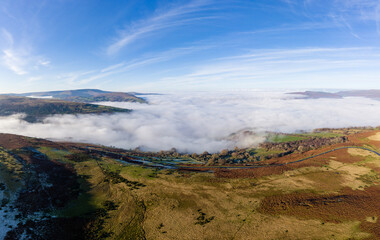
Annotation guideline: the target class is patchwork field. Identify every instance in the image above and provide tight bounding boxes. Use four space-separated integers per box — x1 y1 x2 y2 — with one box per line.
0 129 379 239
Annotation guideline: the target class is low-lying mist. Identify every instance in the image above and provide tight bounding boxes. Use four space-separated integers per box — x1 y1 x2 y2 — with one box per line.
0 91 379 153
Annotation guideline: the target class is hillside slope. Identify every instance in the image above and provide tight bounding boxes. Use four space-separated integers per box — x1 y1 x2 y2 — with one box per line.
0 129 379 239
289 89 380 99
7 89 146 103
0 96 130 122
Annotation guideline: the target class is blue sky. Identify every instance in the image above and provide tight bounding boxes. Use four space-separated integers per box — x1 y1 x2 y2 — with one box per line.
1 0 380 93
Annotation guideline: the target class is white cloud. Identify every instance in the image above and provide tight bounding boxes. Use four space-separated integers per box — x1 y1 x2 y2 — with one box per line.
142 47 380 90
1 28 13 45
2 49 28 75
106 0 214 55
0 29 50 75
65 45 209 86
101 62 125 73
376 2 380 35
0 91 380 153
280 0 380 38
59 70 97 85
27 76 43 82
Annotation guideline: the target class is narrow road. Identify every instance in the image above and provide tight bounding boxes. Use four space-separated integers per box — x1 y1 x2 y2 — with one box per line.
92 145 380 171
178 146 380 170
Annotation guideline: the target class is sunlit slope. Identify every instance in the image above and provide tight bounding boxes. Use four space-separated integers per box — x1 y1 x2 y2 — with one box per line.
0 129 379 239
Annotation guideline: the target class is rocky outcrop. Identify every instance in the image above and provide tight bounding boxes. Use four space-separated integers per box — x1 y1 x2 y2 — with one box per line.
259 136 347 153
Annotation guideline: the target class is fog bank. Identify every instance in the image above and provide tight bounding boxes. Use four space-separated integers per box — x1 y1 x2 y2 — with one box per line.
0 91 379 153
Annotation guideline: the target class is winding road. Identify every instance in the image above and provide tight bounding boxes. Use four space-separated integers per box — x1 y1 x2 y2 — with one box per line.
82 145 380 171
177 146 380 170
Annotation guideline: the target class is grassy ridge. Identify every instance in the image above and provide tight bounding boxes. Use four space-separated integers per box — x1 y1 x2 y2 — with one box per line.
0 96 131 122
1 130 380 239
12 89 147 103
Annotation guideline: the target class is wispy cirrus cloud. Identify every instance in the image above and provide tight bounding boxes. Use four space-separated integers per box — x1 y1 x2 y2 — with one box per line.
2 49 28 75
0 28 50 75
282 0 380 38
137 47 380 90
65 44 210 86
58 70 97 85
375 2 380 35
329 0 380 36
106 0 215 55
241 22 333 36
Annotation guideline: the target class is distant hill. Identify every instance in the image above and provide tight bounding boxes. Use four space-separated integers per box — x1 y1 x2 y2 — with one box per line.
289 91 342 99
8 89 147 103
0 95 130 122
337 90 380 99
289 90 380 100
